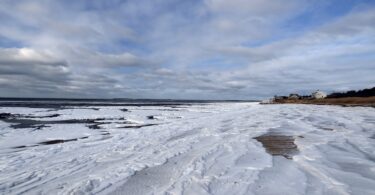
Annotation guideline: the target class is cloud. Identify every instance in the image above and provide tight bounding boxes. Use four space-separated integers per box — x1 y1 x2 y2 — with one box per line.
0 48 66 66
0 0 374 99
319 6 375 36
61 48 147 68
0 48 69 79
204 0 303 17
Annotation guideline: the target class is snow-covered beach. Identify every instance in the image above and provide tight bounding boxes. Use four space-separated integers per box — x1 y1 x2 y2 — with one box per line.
0 102 374 195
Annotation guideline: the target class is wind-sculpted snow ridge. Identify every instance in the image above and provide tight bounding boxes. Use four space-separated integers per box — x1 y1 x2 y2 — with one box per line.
0 103 374 195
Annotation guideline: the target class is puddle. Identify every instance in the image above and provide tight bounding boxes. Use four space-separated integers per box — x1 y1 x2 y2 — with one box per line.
254 133 299 159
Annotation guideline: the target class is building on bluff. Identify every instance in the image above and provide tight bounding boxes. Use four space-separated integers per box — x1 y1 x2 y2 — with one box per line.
311 90 327 99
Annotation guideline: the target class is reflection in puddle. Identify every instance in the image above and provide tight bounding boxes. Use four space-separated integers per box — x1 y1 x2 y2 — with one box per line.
255 133 299 159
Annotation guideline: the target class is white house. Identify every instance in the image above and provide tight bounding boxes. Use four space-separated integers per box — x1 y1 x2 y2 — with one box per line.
261 97 275 104
312 90 327 99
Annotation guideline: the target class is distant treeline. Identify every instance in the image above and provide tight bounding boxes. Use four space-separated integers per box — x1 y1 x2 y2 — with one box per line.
327 87 375 98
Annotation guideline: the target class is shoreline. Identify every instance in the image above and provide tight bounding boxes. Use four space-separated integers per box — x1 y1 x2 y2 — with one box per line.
265 96 375 107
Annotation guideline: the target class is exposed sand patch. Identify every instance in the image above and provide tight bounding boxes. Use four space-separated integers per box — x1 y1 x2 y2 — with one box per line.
255 134 299 159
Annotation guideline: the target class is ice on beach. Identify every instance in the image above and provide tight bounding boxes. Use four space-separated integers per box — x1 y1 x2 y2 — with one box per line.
0 103 374 195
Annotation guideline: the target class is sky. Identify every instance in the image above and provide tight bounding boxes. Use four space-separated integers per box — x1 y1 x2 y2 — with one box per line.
0 0 374 100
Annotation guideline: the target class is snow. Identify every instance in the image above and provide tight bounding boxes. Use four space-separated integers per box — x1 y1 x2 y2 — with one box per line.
0 103 374 195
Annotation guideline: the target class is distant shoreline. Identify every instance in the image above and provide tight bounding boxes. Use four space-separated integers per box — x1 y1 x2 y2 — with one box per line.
268 96 375 107
0 97 258 103
0 98 259 108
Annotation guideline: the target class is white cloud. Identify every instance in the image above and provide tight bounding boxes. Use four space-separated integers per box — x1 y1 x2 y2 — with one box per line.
0 48 66 66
